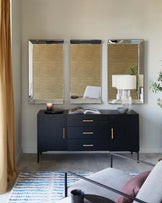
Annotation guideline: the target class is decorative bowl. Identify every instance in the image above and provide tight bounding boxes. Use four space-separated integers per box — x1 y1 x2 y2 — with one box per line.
117 107 128 114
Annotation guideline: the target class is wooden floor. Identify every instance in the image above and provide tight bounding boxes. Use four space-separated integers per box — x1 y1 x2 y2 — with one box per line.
1 152 162 203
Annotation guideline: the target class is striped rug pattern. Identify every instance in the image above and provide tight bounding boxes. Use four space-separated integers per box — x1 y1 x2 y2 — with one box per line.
8 171 92 203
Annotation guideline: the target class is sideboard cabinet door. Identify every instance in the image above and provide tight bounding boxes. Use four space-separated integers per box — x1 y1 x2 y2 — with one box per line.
38 114 67 153
110 114 139 152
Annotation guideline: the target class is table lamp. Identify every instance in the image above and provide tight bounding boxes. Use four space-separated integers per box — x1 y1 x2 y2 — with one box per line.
112 74 136 110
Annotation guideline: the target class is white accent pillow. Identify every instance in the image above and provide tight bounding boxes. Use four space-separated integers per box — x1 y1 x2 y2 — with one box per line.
83 86 101 99
133 161 162 203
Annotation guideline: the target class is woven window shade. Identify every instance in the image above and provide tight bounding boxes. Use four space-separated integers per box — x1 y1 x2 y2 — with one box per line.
33 44 63 100
70 44 101 97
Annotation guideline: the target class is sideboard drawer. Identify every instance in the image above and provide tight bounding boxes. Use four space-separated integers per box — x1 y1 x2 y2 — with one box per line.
67 126 110 139
67 115 112 127
67 140 109 151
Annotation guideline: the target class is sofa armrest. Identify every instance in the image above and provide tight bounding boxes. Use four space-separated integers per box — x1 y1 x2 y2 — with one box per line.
66 171 146 203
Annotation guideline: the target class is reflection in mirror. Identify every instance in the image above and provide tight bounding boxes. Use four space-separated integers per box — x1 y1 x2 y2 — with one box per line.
29 40 64 104
70 40 102 104
108 39 144 104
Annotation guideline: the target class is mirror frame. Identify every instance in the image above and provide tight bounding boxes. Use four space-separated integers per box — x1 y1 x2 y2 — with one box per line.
108 39 144 104
28 40 64 104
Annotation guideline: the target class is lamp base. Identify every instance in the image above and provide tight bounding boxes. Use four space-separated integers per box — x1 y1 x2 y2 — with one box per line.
121 89 132 106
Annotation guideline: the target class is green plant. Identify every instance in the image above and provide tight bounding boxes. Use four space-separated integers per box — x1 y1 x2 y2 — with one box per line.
151 71 162 108
127 64 138 92
128 64 138 75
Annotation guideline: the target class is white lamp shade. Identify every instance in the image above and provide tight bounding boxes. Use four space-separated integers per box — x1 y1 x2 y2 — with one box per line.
115 75 136 89
112 75 117 87
112 75 123 87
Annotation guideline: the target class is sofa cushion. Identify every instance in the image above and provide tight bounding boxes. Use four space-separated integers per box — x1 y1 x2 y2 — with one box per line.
133 161 162 203
116 171 150 203
68 168 132 202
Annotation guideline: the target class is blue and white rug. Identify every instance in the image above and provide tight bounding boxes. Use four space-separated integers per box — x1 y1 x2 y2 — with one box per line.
8 171 139 203
8 171 92 203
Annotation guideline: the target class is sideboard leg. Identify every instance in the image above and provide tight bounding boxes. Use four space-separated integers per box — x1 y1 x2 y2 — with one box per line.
137 152 139 163
110 154 113 168
37 151 39 163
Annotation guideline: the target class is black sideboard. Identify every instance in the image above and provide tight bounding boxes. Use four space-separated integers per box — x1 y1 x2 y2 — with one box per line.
37 110 139 162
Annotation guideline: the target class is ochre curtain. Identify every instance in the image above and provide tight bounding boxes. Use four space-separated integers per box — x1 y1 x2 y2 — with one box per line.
0 0 17 194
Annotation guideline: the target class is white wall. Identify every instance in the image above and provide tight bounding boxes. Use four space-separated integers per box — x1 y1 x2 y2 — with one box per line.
12 0 22 161
21 0 162 153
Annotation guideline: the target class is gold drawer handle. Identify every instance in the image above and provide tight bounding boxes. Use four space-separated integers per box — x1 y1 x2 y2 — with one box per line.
82 144 94 147
82 120 94 122
63 128 65 139
83 132 94 135
111 128 114 140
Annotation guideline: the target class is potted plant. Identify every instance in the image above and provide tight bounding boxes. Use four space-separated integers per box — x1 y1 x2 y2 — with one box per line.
151 71 162 108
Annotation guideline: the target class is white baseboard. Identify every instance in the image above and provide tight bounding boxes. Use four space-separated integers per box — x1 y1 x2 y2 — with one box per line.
23 147 36 153
140 147 162 153
23 147 162 154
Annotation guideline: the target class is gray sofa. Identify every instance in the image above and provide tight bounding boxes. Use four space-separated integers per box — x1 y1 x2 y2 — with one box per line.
67 159 162 203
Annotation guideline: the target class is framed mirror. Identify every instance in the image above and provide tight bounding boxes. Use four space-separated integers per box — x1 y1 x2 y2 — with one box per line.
29 40 64 104
70 40 102 104
108 39 144 104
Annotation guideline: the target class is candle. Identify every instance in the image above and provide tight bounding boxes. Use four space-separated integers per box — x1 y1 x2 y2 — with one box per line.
46 103 53 111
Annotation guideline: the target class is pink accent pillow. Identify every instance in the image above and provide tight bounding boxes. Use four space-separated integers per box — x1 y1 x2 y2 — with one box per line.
116 171 150 203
